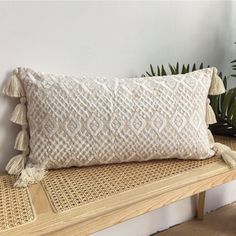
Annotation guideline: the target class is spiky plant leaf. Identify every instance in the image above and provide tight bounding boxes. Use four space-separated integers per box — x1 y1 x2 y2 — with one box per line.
169 64 176 74
161 65 167 76
157 66 161 76
181 64 186 74
186 64 190 72
150 64 155 76
175 62 179 74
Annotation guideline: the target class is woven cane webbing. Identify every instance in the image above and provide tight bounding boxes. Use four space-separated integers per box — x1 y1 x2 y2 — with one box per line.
0 175 35 232
41 135 236 212
214 135 236 149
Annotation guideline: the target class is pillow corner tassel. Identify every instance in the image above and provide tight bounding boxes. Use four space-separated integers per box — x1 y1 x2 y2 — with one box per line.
209 67 226 96
14 127 29 151
3 67 47 188
2 68 25 98
213 142 236 168
5 153 26 175
221 150 236 168
206 99 217 125
6 150 47 188
14 167 47 188
10 97 27 125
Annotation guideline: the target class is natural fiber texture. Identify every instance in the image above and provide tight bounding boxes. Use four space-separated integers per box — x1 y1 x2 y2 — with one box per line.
2 73 25 97
3 67 227 188
41 135 235 213
3 68 31 186
0 175 35 232
19 67 215 170
214 135 236 149
41 156 222 213
208 67 226 95
213 135 236 167
5 154 26 175
14 129 29 151
10 103 27 125
206 99 217 125
14 167 47 188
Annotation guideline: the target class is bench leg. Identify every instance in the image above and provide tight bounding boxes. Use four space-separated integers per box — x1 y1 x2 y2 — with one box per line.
197 191 206 220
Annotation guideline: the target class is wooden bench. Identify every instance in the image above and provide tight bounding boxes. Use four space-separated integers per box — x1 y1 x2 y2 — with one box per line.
2 135 236 236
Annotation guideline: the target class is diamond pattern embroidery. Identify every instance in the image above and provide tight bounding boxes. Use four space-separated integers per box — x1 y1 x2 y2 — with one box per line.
171 112 187 132
130 113 146 136
87 115 103 137
21 68 214 169
66 118 81 137
43 117 59 138
151 112 167 133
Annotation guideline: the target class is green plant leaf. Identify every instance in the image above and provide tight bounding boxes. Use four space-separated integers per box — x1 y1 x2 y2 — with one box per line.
221 90 234 119
176 62 179 74
230 103 236 126
223 76 227 89
181 64 186 74
227 97 236 119
161 65 167 76
192 64 196 71
157 66 161 76
150 64 155 76
146 71 152 77
186 64 190 73
169 64 176 74
209 95 219 115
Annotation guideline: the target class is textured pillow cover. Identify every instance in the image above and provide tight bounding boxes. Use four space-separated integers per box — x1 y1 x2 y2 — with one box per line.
3 67 236 188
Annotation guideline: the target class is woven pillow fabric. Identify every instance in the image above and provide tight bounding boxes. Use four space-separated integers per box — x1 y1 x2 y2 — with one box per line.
3 67 231 187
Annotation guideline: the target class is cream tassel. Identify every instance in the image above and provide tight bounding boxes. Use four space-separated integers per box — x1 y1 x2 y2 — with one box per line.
14 167 47 188
5 154 26 175
207 129 215 146
209 67 226 95
14 128 29 151
213 142 236 168
208 129 236 168
10 98 27 125
206 99 217 125
2 69 25 97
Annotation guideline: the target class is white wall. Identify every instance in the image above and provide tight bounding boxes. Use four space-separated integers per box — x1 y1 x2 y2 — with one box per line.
0 1 235 235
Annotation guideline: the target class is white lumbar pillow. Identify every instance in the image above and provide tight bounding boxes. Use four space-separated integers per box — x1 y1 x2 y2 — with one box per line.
3 67 234 187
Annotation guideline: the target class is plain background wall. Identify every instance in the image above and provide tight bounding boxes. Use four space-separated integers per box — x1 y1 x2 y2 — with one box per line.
0 1 235 235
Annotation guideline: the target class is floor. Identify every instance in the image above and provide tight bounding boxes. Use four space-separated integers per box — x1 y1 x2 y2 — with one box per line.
154 203 236 236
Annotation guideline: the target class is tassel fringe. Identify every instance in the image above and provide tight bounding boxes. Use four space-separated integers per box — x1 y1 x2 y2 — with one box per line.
2 71 25 97
3 68 40 188
5 154 26 175
206 99 217 125
10 103 27 125
207 129 215 148
14 129 29 151
213 142 236 168
208 129 236 168
209 68 226 95
14 167 46 188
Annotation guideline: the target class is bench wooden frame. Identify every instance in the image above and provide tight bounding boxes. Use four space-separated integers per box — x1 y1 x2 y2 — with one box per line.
2 160 236 236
